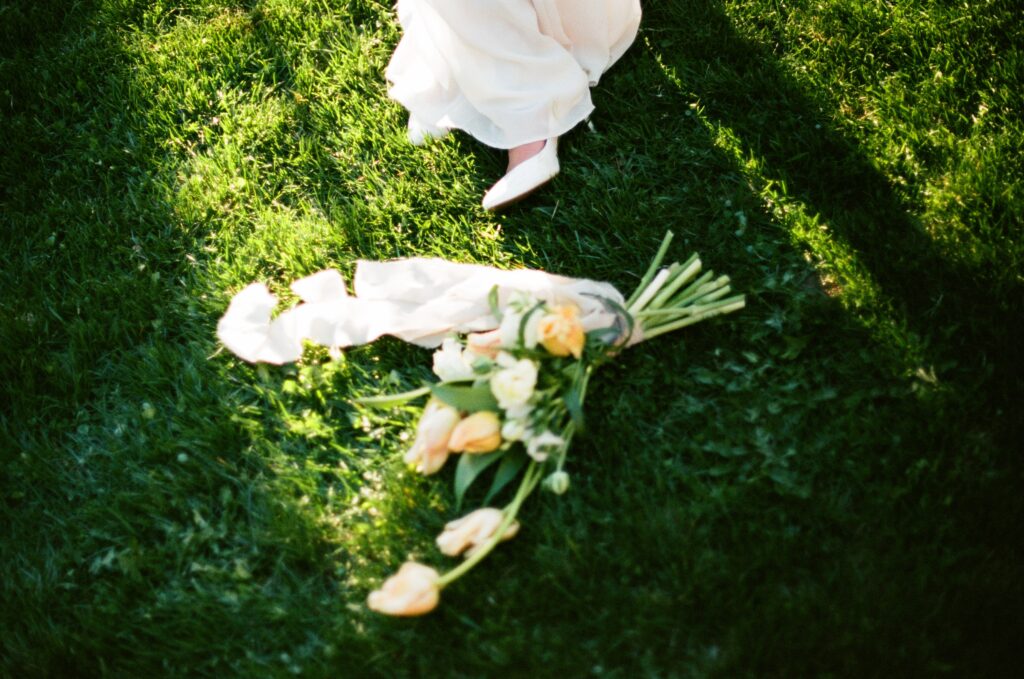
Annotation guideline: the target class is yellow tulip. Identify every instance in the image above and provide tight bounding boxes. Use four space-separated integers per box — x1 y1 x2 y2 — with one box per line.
538 304 585 358
367 562 440 616
448 411 502 453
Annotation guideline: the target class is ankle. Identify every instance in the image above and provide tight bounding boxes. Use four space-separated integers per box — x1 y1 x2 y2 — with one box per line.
507 140 547 171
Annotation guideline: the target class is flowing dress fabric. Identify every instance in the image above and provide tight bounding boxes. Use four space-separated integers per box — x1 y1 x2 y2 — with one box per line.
387 0 642 149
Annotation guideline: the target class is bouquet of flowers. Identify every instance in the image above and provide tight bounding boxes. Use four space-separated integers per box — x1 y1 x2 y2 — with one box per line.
217 232 744 615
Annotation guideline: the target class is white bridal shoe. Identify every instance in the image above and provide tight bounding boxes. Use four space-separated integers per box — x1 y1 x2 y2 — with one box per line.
407 115 449 146
482 138 559 211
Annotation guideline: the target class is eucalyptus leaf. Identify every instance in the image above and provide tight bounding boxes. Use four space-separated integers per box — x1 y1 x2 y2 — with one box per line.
431 383 500 412
455 451 504 509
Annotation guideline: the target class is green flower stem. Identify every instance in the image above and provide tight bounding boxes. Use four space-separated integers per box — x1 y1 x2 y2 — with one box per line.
436 463 543 589
625 231 674 308
635 303 725 318
666 271 716 306
627 267 672 315
555 360 589 471
678 284 733 308
353 385 431 408
636 295 742 325
554 421 576 474
641 297 747 339
648 254 701 309
681 275 731 302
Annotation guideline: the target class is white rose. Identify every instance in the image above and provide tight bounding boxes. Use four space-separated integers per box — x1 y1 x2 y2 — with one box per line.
489 352 538 410
431 337 475 382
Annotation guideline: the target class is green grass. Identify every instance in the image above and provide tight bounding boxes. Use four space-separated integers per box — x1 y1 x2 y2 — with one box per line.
1 0 1021 675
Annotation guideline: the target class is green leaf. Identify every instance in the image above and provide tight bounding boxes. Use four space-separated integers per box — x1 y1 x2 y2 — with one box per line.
483 450 528 504
431 383 500 412
352 386 431 408
563 361 587 430
454 451 504 509
518 301 546 347
564 383 585 431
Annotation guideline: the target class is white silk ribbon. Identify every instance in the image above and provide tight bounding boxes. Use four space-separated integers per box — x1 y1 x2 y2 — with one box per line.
217 258 630 364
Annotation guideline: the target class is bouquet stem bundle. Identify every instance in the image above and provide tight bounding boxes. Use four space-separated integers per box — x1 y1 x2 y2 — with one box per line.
626 231 747 342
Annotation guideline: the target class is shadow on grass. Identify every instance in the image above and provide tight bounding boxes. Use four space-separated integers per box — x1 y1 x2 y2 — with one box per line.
645 0 1022 413
623 0 1022 671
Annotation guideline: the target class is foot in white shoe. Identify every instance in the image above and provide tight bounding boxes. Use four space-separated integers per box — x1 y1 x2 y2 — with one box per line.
407 116 449 146
482 139 559 211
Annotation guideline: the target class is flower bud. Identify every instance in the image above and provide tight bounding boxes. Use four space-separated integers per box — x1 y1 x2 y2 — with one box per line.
436 508 520 558
448 411 502 453
543 471 570 495
367 562 440 616
538 304 585 358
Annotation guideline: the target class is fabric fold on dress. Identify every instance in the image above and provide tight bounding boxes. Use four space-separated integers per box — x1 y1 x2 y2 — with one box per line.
217 258 629 365
386 0 642 149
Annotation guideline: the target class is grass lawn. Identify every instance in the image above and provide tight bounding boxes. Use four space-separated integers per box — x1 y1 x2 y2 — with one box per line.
2 0 1021 675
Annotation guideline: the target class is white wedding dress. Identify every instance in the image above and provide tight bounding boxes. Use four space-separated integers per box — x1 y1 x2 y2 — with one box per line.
386 0 643 150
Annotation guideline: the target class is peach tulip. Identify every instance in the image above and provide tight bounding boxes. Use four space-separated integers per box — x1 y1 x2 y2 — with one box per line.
367 562 440 616
404 399 461 475
448 411 502 453
436 508 520 558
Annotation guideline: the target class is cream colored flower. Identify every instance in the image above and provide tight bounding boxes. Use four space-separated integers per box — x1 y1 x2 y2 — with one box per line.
499 403 533 442
490 352 538 410
432 337 475 382
538 304 586 358
448 411 502 453
526 430 565 462
436 508 520 558
367 562 440 616
501 418 529 442
498 309 541 349
404 399 461 475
